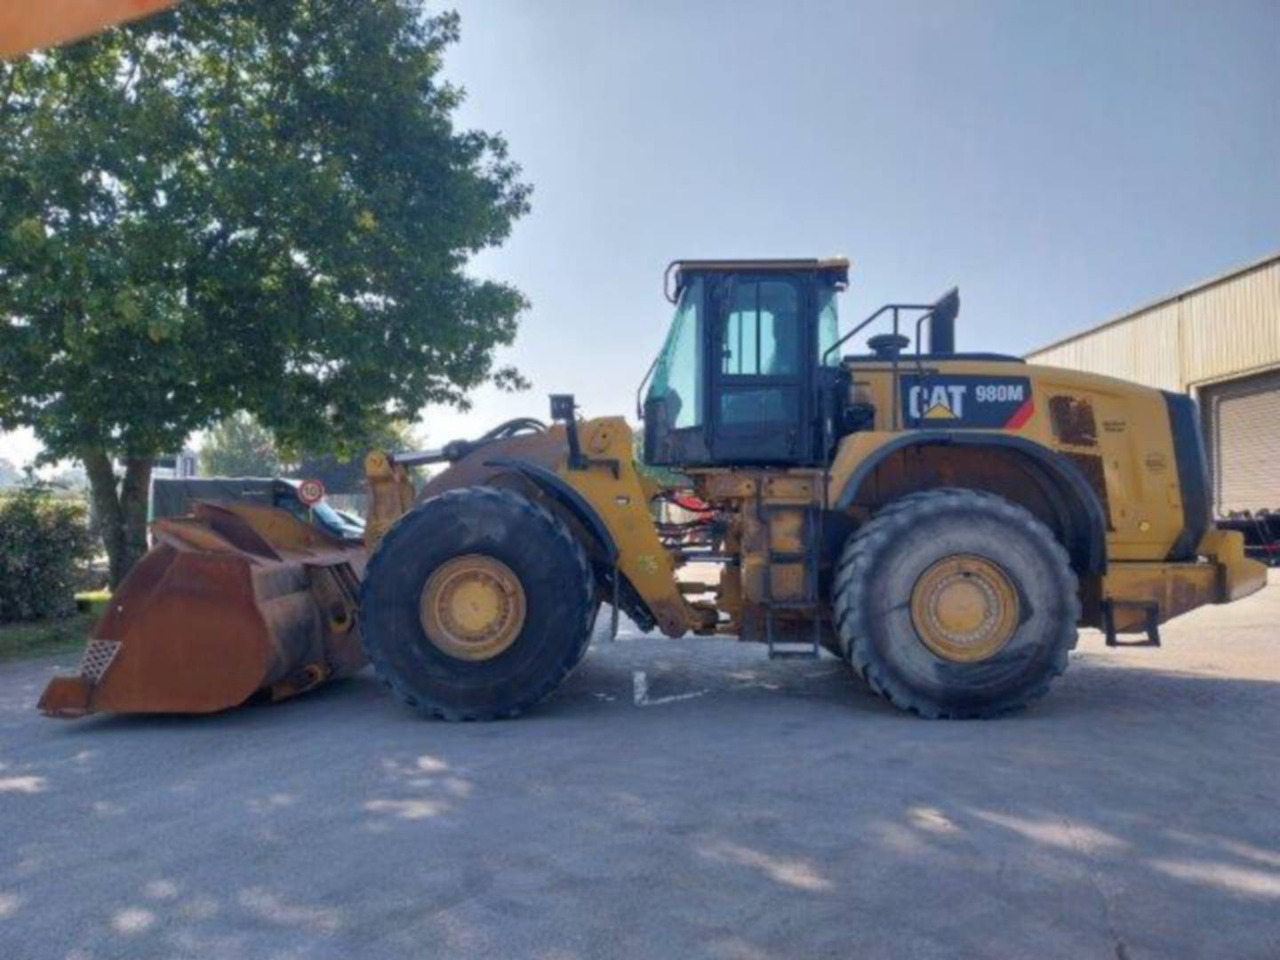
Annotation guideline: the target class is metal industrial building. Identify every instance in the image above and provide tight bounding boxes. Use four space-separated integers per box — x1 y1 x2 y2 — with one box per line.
1027 252 1280 516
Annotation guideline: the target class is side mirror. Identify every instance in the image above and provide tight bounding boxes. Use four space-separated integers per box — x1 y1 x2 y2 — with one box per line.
549 394 576 422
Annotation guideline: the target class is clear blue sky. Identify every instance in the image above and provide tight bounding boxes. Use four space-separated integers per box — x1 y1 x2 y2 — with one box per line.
3 0 1277 464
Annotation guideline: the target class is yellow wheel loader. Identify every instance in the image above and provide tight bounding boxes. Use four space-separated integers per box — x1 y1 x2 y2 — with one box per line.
40 258 1266 720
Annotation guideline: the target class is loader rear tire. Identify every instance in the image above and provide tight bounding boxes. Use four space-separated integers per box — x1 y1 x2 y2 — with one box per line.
832 488 1079 719
358 486 596 720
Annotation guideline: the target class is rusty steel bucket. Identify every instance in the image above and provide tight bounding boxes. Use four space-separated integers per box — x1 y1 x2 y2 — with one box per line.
39 501 368 718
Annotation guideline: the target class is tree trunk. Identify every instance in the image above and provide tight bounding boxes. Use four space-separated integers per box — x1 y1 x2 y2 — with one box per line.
119 457 153 583
83 450 153 588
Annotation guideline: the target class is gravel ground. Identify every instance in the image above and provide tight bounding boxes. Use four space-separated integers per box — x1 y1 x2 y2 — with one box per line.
0 573 1277 959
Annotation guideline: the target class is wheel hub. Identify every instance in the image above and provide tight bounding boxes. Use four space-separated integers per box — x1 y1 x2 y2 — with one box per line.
419 554 526 661
910 554 1020 663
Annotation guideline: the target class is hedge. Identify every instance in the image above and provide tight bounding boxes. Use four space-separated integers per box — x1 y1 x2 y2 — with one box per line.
0 487 94 623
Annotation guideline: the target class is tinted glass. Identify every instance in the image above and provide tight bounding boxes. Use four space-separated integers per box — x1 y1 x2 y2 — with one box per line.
718 387 796 425
646 278 703 429
721 280 799 377
817 285 840 365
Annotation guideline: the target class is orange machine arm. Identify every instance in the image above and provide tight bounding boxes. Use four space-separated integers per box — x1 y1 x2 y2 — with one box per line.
1 0 176 58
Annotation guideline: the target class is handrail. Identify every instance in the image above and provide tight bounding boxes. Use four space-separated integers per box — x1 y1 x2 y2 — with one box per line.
908 307 944 429
821 301 935 367
820 299 941 434
663 261 682 304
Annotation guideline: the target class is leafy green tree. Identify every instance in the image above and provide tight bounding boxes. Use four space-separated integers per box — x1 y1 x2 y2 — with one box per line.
0 2 530 585
0 481 93 623
289 421 420 494
200 410 414 492
200 412 281 478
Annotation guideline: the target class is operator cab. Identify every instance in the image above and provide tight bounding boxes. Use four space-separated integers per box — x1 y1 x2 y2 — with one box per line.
642 258 849 467
640 259 976 469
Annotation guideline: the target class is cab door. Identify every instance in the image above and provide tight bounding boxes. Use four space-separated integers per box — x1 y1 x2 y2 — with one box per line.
708 274 811 463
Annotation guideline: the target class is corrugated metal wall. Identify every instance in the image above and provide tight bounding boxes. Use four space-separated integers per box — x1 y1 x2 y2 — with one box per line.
1027 255 1280 391
1201 369 1280 513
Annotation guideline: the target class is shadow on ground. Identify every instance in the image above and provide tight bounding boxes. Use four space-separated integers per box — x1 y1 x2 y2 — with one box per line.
1 605 1278 959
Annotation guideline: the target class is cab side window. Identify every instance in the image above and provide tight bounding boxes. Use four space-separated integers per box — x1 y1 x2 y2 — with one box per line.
722 280 800 377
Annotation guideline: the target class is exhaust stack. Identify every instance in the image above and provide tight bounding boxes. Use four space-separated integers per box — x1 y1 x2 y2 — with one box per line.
929 287 960 355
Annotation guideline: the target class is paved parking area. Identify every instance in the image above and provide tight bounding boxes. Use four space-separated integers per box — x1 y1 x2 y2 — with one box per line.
1 574 1278 960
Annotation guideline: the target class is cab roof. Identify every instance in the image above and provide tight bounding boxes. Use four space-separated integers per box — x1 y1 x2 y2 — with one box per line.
666 257 850 301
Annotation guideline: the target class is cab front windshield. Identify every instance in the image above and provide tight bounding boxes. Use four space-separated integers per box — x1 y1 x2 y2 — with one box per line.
646 277 704 430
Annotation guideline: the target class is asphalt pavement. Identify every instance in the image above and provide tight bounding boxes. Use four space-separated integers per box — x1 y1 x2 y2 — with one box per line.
1 573 1278 960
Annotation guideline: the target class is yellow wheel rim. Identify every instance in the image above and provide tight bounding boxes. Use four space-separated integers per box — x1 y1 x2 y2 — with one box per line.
910 554 1020 663
419 554 527 662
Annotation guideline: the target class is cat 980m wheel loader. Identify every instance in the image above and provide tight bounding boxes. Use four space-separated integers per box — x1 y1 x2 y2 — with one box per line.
40 258 1267 721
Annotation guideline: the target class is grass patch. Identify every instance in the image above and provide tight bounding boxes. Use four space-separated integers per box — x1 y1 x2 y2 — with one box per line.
75 589 111 616
0 612 96 663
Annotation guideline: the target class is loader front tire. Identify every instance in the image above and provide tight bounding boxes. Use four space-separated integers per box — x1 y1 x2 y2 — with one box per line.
832 488 1079 719
359 486 596 720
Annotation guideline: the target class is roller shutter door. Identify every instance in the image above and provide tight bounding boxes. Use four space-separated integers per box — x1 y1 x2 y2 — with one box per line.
1200 369 1280 514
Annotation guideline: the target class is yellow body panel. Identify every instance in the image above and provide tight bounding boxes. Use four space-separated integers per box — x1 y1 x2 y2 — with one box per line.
1099 535 1263 632
560 418 709 637
835 359 1189 560
366 358 1264 641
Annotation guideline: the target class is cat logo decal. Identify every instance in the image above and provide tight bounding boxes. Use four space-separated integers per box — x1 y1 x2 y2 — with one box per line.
901 376 1035 430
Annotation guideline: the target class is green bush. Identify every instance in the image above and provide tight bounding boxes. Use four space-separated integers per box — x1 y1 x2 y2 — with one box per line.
0 487 93 623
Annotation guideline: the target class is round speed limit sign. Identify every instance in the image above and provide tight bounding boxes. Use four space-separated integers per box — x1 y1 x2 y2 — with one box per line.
297 478 326 506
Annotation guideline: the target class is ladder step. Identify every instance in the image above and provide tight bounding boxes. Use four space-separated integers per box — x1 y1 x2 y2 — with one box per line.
1102 599 1162 647
767 643 821 660
768 551 806 564
763 607 822 660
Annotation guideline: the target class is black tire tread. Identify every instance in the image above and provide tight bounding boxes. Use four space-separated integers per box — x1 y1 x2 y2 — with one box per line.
358 485 596 721
832 488 1080 718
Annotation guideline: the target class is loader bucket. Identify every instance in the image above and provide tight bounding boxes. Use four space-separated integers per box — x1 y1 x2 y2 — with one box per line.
38 501 368 718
